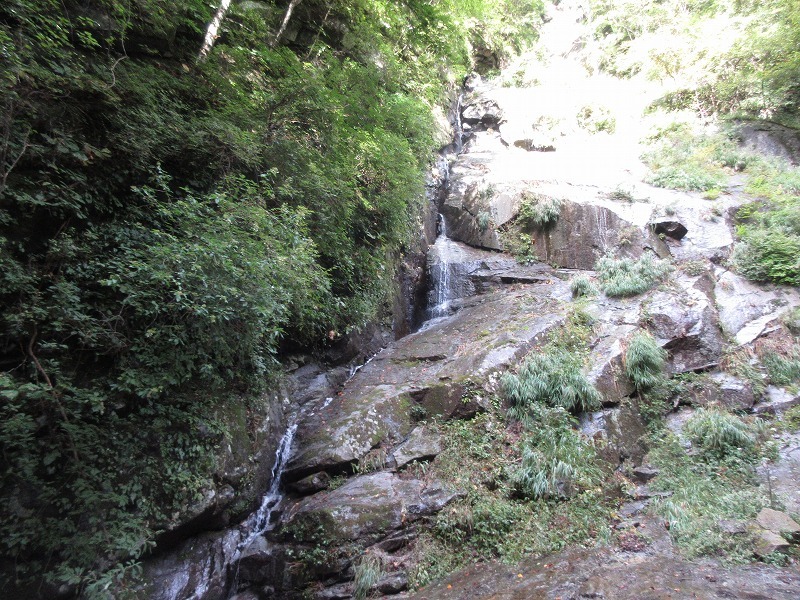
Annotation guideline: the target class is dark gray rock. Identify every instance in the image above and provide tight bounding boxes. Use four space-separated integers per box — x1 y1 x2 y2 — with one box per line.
632 465 659 483
287 472 331 496
650 218 688 241
281 472 460 546
646 288 724 373
378 572 409 594
392 426 443 469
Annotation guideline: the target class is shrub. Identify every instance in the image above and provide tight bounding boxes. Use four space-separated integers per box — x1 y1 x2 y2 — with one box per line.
518 193 563 229
596 253 673 297
576 104 617 134
624 330 668 392
570 275 599 298
731 230 800 286
502 349 601 418
684 408 756 460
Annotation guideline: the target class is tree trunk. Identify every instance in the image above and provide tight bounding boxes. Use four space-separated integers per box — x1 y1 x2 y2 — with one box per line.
197 0 233 62
271 0 303 47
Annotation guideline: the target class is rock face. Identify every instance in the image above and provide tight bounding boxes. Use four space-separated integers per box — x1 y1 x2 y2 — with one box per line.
409 541 800 600
282 472 459 545
284 282 568 480
646 287 724 373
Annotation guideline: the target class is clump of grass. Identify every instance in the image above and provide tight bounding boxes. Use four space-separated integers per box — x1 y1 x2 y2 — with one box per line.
477 211 492 231
596 253 673 297
605 185 638 202
624 330 667 392
681 259 708 276
502 349 601 418
684 408 756 460
353 553 383 600
784 307 800 336
512 405 603 500
762 351 800 388
570 275 598 299
518 192 563 229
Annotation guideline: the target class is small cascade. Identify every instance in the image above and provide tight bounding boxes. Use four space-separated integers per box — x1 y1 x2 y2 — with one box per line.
427 214 459 320
237 418 298 550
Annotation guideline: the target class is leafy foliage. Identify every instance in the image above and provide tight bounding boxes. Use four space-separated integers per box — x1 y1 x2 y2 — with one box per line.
596 253 673 297
0 0 547 593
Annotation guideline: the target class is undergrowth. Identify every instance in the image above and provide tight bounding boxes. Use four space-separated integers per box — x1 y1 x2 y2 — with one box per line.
648 421 771 562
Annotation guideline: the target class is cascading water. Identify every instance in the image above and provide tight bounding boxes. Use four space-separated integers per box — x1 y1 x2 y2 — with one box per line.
238 418 298 549
224 417 298 599
427 214 460 320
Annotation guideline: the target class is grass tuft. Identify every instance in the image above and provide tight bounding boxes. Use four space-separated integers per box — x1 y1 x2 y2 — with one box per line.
502 349 601 417
624 330 668 392
596 253 673 297
570 275 598 299
518 192 563 229
353 553 383 600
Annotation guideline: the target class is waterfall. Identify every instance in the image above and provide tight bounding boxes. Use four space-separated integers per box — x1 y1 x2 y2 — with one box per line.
427 214 458 320
238 419 298 550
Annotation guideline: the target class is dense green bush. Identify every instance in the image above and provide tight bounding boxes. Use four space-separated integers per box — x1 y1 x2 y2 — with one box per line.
596 253 673 297
0 0 548 593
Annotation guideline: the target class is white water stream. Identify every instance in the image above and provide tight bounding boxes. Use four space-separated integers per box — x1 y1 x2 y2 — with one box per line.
427 214 460 319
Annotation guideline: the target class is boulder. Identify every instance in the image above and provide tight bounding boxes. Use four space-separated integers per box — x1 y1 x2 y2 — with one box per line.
714 269 800 340
287 472 331 496
755 508 800 540
645 287 724 373
392 426 443 468
753 386 800 415
461 97 502 128
377 573 409 594
586 330 637 405
754 529 791 557
281 472 460 546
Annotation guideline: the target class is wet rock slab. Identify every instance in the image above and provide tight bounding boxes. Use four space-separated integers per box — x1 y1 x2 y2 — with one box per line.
281 472 460 545
409 545 800 600
285 278 569 480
